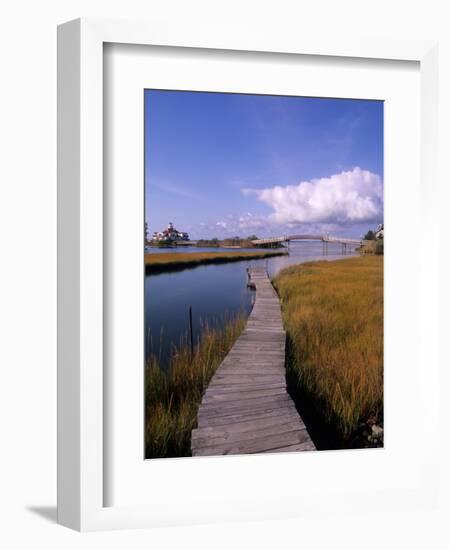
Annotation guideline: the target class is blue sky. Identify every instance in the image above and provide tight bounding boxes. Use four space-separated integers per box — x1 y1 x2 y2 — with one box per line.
145 90 383 240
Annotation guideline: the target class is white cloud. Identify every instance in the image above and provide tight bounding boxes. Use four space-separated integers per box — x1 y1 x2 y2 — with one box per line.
242 167 383 225
237 213 267 231
198 214 270 238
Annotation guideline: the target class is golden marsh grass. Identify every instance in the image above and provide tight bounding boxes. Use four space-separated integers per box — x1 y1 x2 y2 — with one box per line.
145 316 246 458
274 256 383 440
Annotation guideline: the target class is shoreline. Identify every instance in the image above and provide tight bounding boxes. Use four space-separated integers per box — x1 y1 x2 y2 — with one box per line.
145 250 288 273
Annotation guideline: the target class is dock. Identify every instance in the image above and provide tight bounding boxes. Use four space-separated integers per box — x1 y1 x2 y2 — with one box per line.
191 267 315 456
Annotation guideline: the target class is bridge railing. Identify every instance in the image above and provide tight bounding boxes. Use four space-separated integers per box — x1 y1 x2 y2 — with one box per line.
251 236 287 245
251 235 362 245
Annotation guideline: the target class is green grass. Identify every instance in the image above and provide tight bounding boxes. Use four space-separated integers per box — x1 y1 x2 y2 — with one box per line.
145 250 287 273
274 256 383 440
145 316 246 458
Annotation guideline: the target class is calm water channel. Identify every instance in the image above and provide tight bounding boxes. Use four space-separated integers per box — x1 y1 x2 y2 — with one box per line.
145 242 355 369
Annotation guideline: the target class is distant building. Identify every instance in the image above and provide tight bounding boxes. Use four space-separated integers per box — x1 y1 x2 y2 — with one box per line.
375 223 384 239
152 221 190 243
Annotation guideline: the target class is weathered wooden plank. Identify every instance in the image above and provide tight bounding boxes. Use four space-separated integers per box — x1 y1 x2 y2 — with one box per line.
238 336 285 343
215 369 284 378
236 342 284 346
218 363 284 372
204 382 286 394
197 396 293 418
220 352 285 361
212 365 281 373
227 349 285 356
222 355 285 363
192 421 306 449
203 388 286 402
198 393 291 413
210 370 284 379
197 406 302 429
208 375 286 386
229 344 285 351
220 359 285 366
193 429 312 456
205 377 286 395
264 440 316 453
197 402 298 424
193 414 305 439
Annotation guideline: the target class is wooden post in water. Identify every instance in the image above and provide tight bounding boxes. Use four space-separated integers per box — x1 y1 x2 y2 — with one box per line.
189 305 194 357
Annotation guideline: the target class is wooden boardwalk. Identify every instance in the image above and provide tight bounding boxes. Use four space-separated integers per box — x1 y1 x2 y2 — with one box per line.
191 267 315 456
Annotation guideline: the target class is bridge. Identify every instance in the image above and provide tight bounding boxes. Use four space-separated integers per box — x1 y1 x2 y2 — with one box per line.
251 234 362 254
191 267 315 456
251 234 362 245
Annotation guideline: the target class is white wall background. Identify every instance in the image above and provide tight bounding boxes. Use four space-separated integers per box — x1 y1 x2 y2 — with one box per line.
0 0 448 548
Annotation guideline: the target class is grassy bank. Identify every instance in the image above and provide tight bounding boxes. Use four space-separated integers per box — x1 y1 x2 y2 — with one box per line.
145 250 287 273
145 316 246 458
358 239 384 255
274 256 383 446
195 238 257 248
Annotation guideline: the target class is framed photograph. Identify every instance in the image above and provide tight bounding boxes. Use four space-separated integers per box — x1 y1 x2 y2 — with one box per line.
58 18 441 531
143 89 383 460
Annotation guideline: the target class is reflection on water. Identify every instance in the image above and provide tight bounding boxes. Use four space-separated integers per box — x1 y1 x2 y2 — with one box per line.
144 242 356 369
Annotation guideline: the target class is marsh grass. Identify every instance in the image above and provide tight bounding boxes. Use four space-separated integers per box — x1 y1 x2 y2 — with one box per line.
359 239 384 255
274 256 383 443
145 250 287 273
145 315 246 458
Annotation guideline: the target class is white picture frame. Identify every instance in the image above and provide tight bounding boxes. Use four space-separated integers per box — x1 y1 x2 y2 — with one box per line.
57 17 440 531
